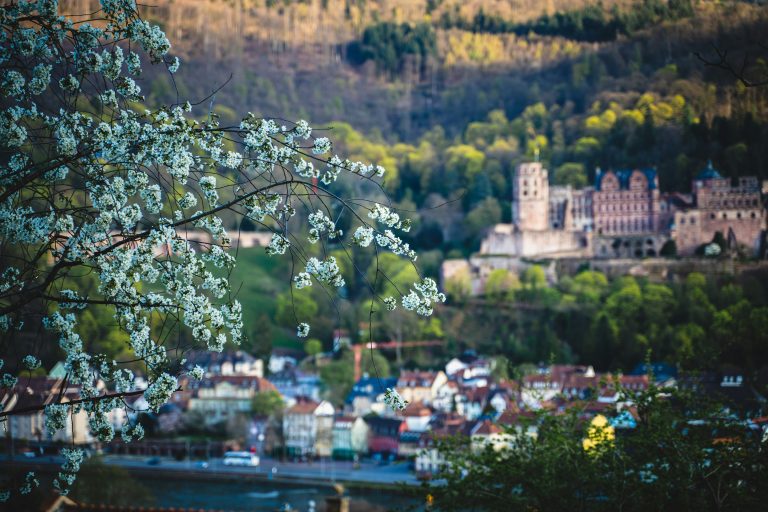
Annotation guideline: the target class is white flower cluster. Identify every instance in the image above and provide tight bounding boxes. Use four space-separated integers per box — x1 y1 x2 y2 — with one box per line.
297 322 310 338
88 407 115 442
266 233 290 255
188 365 205 380
383 387 408 412
121 422 145 443
22 355 40 370
352 226 374 247
312 137 332 154
1 374 17 388
307 210 342 243
383 296 397 311
144 373 178 411
19 472 39 495
401 278 446 316
199 175 218 205
244 193 280 222
54 448 85 496
368 204 411 232
304 256 345 288
375 230 417 261
294 272 312 290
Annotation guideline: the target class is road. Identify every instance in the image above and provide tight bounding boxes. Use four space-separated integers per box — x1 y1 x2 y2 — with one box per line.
1 454 420 488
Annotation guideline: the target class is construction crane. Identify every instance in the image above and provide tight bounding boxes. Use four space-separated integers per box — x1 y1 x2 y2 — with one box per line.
352 340 443 382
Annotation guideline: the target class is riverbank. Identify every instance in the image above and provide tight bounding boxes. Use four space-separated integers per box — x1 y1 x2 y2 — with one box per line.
0 454 420 492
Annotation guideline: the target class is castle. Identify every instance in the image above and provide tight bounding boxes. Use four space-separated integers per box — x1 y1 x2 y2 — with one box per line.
447 161 767 292
480 161 766 259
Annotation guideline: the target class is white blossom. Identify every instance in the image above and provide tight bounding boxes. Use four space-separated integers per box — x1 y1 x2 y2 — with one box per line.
384 387 408 411
22 355 41 370
297 322 310 338
144 373 178 411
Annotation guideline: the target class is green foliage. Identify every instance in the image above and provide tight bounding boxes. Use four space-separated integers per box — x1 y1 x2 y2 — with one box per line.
428 387 768 511
319 348 390 405
553 162 588 187
304 338 323 357
347 21 436 75
441 268 768 374
250 390 284 417
484 269 520 302
71 458 155 507
439 0 696 42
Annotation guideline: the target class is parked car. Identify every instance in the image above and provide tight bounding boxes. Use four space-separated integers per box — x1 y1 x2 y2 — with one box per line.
147 457 161 466
223 451 259 467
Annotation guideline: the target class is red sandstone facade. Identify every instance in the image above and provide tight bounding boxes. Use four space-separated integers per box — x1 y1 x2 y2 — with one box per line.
593 168 661 236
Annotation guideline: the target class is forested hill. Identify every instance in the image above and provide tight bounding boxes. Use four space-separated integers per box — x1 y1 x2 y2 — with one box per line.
60 1 768 254
61 1 767 139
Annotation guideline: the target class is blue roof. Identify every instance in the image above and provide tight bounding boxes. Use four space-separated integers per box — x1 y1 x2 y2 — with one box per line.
696 160 723 181
345 377 397 404
630 362 677 383
595 167 657 191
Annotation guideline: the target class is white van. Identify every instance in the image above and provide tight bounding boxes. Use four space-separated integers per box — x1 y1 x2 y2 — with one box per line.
223 451 260 467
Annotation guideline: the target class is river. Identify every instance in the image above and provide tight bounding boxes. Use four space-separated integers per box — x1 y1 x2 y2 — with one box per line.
135 476 420 511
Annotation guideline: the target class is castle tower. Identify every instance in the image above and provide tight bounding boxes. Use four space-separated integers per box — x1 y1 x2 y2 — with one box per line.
512 162 549 231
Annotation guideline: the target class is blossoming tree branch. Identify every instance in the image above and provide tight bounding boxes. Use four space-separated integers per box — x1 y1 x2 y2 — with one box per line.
0 0 442 499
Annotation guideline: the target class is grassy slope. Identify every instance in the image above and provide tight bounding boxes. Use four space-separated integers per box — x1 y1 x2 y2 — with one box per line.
225 247 302 351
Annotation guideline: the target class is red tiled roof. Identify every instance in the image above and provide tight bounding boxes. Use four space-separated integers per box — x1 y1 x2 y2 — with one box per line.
397 370 439 388
286 397 320 415
403 402 432 417
472 420 502 436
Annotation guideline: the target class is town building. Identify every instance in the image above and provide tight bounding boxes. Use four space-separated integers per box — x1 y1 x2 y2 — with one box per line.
183 350 264 378
331 416 369 459
365 416 405 457
186 375 278 425
345 376 397 417
0 377 90 445
395 370 447 407
282 397 334 457
402 402 433 432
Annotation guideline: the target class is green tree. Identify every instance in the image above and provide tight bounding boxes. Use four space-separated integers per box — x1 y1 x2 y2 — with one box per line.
305 338 323 357
464 197 502 243
251 390 284 417
484 269 520 302
553 162 588 187
428 387 768 511
319 348 390 405
249 314 274 359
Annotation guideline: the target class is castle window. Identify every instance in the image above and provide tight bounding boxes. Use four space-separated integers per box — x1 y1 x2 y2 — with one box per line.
737 212 742 219
751 212 757 218
523 191 528 196
690 218 695 225
710 213 716 219
680 218 685 225
722 213 727 219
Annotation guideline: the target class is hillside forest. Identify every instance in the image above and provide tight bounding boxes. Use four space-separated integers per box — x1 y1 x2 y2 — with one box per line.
40 0 768 403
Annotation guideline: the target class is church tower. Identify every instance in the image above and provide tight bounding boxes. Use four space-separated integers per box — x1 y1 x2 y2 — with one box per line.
512 162 549 231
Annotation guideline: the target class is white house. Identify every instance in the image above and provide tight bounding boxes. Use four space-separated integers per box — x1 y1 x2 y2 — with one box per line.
396 370 448 406
187 376 278 424
283 398 335 457
403 403 433 432
331 416 369 459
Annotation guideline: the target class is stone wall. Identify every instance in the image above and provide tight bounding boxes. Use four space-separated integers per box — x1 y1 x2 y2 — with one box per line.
674 209 765 256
